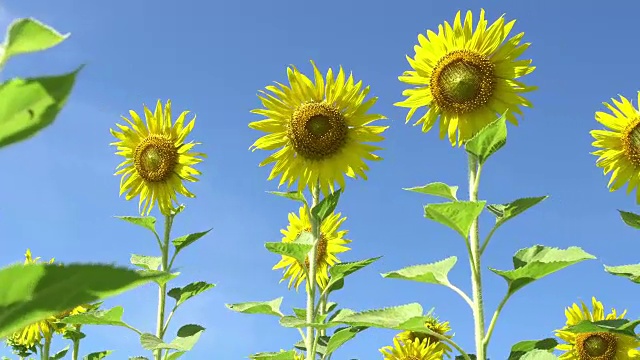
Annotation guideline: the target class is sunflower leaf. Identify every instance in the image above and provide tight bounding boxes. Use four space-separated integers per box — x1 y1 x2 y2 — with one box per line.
565 319 640 337
508 338 557 360
280 315 334 330
267 191 308 206
325 326 368 355
603 263 640 284
50 346 69 360
166 352 185 360
618 210 640 229
424 201 486 240
249 351 298 360
311 188 342 222
0 67 83 149
331 303 423 329
168 281 215 307
403 182 459 201
487 196 548 228
518 350 559 360
84 351 113 360
139 333 178 351
489 245 595 296
465 113 508 165
130 254 162 271
294 336 328 356
326 257 381 291
1 18 69 65
115 216 157 235
166 324 205 352
172 229 212 254
381 256 457 286
58 306 138 334
0 263 170 339
226 297 284 317
265 231 314 264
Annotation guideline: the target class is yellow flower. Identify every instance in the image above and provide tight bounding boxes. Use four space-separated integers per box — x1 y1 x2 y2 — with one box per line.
110 100 205 215
249 60 388 196
396 316 453 357
395 9 536 146
380 337 444 360
272 205 350 290
555 297 640 360
591 92 640 202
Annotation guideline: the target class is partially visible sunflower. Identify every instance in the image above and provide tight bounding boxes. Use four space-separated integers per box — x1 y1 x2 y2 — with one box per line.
249 60 388 196
591 92 640 203
380 337 444 360
395 9 536 146
555 297 640 359
110 100 205 215
396 316 453 357
272 205 351 290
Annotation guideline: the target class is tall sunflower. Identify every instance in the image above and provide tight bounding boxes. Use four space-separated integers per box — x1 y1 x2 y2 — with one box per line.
249 60 388 196
555 297 640 360
396 316 453 357
396 9 536 146
272 205 351 290
380 337 444 360
110 100 204 215
591 92 640 202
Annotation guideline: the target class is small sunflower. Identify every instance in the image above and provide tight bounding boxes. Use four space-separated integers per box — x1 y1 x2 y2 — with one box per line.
249 60 388 196
591 92 640 202
272 205 351 290
380 337 444 360
396 9 536 146
110 100 204 215
396 316 453 357
555 297 640 360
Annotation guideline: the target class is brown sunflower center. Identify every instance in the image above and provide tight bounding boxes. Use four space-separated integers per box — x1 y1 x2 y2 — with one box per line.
575 332 617 360
430 50 496 114
288 102 348 161
302 228 328 269
134 135 178 182
621 118 640 167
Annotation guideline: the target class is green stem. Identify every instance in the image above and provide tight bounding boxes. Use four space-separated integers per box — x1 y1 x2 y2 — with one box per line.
318 293 328 337
155 214 174 360
423 328 472 360
72 325 81 360
468 154 486 360
42 336 51 360
305 185 321 360
482 293 511 351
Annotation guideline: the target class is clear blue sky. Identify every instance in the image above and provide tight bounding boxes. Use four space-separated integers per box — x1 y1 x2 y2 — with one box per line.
1 1 639 359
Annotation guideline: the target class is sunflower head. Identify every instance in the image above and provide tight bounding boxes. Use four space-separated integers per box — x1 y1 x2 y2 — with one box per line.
396 9 536 146
110 100 205 215
249 60 388 196
396 316 453 357
591 92 640 203
272 205 351 290
380 337 445 360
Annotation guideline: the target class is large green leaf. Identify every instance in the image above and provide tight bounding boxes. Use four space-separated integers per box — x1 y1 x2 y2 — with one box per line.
325 257 381 291
487 196 548 228
311 188 342 222
508 338 557 360
489 245 595 295
1 18 68 64
332 303 423 329
0 263 170 338
465 113 507 165
168 281 215 307
172 229 212 254
265 231 314 264
403 182 459 201
565 319 640 337
167 324 205 352
226 297 284 317
0 67 83 149
618 210 640 230
381 257 457 286
604 263 640 284
325 326 368 355
424 201 486 239
58 306 139 334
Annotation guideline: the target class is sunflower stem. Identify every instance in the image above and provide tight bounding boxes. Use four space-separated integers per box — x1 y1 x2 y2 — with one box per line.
71 326 81 360
468 154 486 360
318 293 328 337
483 292 511 351
305 184 321 360
42 336 51 360
154 214 174 360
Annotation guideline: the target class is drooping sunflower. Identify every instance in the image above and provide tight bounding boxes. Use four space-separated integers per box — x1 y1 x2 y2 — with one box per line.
272 205 351 290
396 316 453 357
396 9 536 146
110 100 205 215
380 337 444 360
249 60 388 196
555 297 640 359
591 92 640 203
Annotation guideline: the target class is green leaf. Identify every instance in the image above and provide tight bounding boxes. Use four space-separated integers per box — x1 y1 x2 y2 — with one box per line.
166 352 185 360
565 319 640 337
487 196 548 228
267 191 307 205
168 281 215 307
325 326 368 355
424 201 486 239
403 182 459 201
508 338 557 360
84 351 113 360
265 231 314 264
332 303 423 329
0 67 83 149
381 256 457 286
226 297 284 317
129 357 150 360
326 257 381 290
167 324 205 351
294 336 328 356
604 263 640 284
50 346 69 360
465 113 507 165
618 210 640 229
136 270 179 286
279 315 333 330
311 188 342 222
130 254 162 271
1 18 69 63
139 333 176 351
519 350 559 360
172 229 212 254
249 351 298 360
489 245 595 295
58 306 138 334
115 216 157 234
0 263 171 338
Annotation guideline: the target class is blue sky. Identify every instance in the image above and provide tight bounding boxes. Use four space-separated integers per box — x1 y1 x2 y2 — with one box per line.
1 0 639 359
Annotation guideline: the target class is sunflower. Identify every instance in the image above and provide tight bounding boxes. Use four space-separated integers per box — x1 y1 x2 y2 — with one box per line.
110 100 205 215
249 60 388 196
272 205 351 290
395 9 536 146
380 337 444 360
555 297 640 359
591 92 640 202
396 316 453 357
